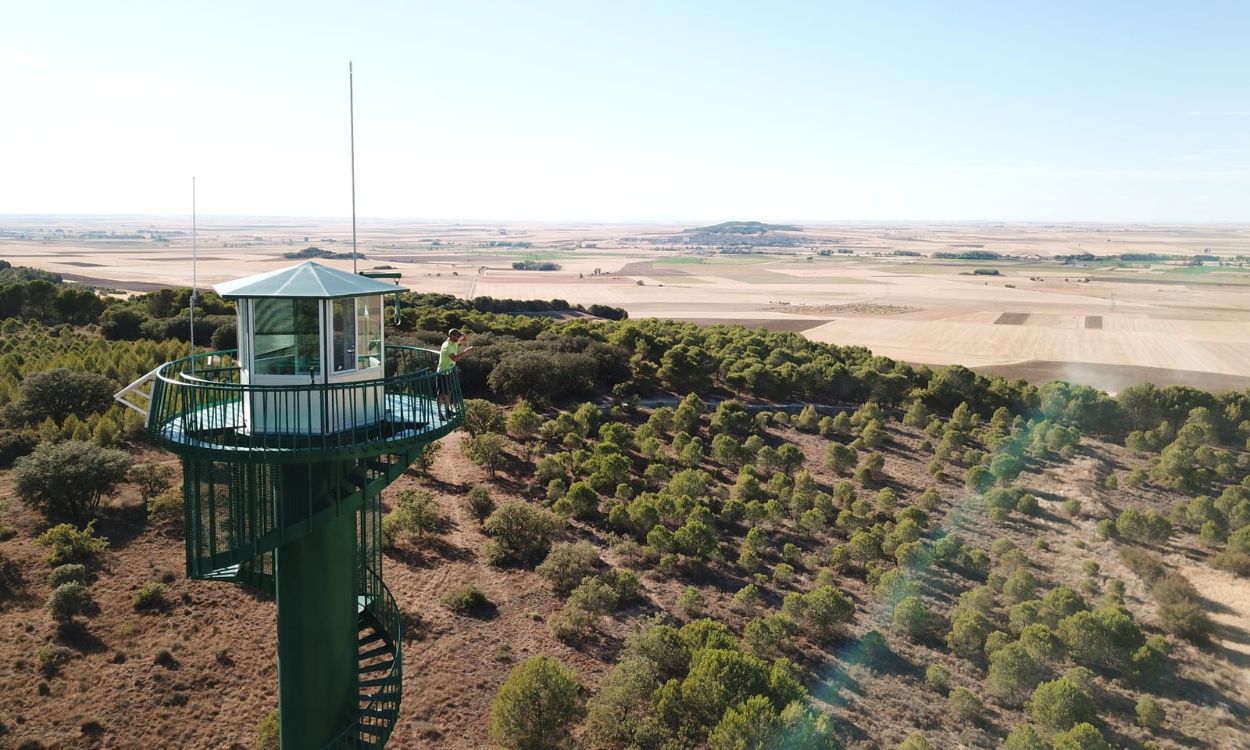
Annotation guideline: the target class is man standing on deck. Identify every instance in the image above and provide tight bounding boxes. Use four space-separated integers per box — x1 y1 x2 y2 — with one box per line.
437 329 473 420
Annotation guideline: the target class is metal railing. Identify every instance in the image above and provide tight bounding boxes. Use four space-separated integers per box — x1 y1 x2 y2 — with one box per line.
149 345 463 462
324 566 403 750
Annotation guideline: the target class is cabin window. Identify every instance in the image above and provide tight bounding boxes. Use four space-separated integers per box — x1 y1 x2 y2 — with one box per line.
332 299 357 372
252 298 321 376
355 295 383 369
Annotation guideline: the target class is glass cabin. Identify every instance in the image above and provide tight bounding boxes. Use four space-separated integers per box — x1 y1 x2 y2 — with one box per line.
215 262 400 435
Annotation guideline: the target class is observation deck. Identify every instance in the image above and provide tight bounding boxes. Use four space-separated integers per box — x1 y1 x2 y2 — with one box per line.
147 344 462 463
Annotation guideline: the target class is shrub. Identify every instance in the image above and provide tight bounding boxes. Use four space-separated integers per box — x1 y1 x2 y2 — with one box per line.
925 663 951 694
36 521 109 566
678 587 705 618
1136 695 1165 731
147 488 183 527
130 461 176 503
254 710 280 750
553 481 598 520
948 686 983 723
1029 677 1095 733
14 441 133 523
386 488 445 543
1002 723 1048 750
798 586 854 641
442 584 492 616
0 430 38 468
464 432 508 478
484 503 560 567
4 369 115 425
1051 723 1113 750
947 609 992 660
36 642 72 677
536 542 602 596
491 656 584 749
47 582 92 622
48 564 88 589
600 568 642 605
707 695 780 750
462 486 496 524
897 733 933 750
893 596 931 640
986 643 1044 706
132 582 166 611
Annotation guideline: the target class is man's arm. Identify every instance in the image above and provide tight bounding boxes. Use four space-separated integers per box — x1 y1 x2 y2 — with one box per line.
451 346 474 363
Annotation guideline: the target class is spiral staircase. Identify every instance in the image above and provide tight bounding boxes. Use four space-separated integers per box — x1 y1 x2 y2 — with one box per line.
120 345 461 749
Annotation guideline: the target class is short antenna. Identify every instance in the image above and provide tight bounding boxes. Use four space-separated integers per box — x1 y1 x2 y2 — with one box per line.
349 61 358 274
190 176 198 371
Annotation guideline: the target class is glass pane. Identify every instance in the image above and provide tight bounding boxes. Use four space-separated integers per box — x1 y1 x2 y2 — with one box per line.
333 299 357 372
356 295 382 369
253 298 321 376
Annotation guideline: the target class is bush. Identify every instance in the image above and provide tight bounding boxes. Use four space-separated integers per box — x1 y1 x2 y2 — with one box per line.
388 488 445 542
491 656 584 750
948 686 983 723
484 503 560 567
986 643 1044 706
442 584 492 616
0 430 38 467
47 581 92 622
147 488 183 527
1002 724 1048 750
678 587 705 618
925 663 951 694
3 369 115 425
129 461 176 503
132 582 166 611
1129 695 1165 732
1051 723 1113 750
462 485 496 524
893 596 931 640
14 441 133 523
254 710 279 750
536 541 602 596
464 432 508 478
707 695 780 750
48 563 88 589
1029 677 1095 733
897 733 933 750
35 521 109 566
35 642 72 677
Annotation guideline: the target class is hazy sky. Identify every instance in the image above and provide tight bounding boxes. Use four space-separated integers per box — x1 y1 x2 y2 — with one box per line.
2 1 1248 222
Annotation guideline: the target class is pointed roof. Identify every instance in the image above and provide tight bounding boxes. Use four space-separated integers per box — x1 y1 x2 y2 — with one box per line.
214 261 400 299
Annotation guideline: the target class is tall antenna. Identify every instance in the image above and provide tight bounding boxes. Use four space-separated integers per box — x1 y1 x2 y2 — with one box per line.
349 61 358 274
190 176 198 371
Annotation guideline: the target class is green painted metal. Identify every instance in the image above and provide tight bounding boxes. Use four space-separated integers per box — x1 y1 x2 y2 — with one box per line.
215 261 402 299
154 344 463 749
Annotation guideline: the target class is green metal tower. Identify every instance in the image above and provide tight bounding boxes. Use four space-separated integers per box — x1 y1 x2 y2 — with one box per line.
117 262 463 749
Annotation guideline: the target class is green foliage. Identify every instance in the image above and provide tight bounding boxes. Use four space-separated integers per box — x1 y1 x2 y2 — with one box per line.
892 596 931 640
1051 723 1113 750
463 398 507 436
442 584 492 616
464 432 508 478
947 609 992 661
678 587 705 618
1136 695 1165 731
491 656 584 750
385 488 445 544
896 733 933 750
132 582 166 611
462 485 496 525
47 581 92 622
1029 677 1095 733
48 564 87 589
986 643 1044 706
948 686 983 723
537 541 602 595
3 368 115 426
146 488 183 527
13 440 132 523
1002 724 1048 750
707 694 779 750
484 503 560 567
36 520 109 566
254 710 280 750
925 663 951 694
129 461 176 503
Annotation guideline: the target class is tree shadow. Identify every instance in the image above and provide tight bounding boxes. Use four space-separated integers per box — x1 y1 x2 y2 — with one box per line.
57 620 106 654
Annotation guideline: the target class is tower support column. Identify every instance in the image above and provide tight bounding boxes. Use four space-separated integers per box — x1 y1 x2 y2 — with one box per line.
275 463 358 750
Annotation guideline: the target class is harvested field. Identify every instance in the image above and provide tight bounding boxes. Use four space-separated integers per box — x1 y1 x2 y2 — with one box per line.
973 359 1250 393
762 303 919 316
666 317 832 332
1085 315 1103 329
994 312 1030 325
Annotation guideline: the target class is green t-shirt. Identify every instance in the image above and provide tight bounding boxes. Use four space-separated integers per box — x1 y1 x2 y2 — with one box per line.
438 339 461 372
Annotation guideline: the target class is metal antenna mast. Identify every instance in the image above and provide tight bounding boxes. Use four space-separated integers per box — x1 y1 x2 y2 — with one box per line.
350 61 358 274
190 176 198 371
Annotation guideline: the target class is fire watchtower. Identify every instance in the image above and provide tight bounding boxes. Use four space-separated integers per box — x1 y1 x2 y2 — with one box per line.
118 261 463 749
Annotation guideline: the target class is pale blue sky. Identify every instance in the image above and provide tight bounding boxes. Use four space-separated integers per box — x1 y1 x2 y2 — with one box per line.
2 1 1247 221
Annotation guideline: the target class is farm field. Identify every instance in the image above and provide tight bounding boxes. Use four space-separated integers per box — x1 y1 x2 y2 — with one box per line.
3 217 1250 393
